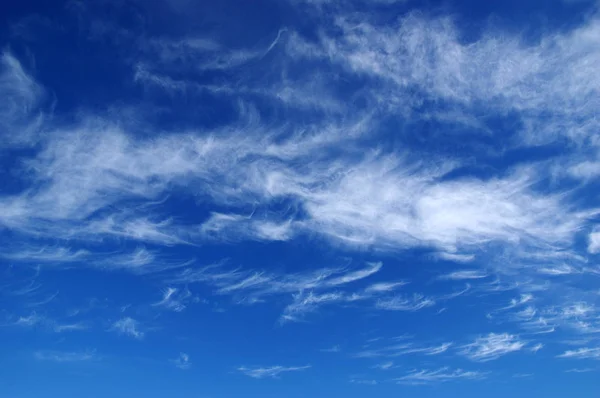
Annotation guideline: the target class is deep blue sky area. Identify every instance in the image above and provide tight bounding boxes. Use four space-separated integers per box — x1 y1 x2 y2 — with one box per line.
1 1 600 397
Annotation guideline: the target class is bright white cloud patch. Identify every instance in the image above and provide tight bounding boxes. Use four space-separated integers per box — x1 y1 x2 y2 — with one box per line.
588 231 600 254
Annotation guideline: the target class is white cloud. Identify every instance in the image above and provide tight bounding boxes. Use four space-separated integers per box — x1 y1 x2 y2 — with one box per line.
512 373 533 378
325 262 382 286
399 342 453 356
396 367 485 385
372 361 394 370
0 108 585 265
569 160 600 180
237 365 310 379
97 247 190 275
502 294 534 310
171 352 191 369
588 230 600 254
141 28 285 72
436 252 476 263
34 350 96 362
53 322 88 333
356 341 452 358
111 317 144 339
565 368 596 373
364 281 408 293
375 294 435 311
292 12 600 145
2 2 600 376
1 7 598 276
558 347 600 360
153 287 191 312
438 270 488 281
530 343 544 353
349 378 378 385
0 51 44 147
537 264 580 276
1 246 89 263
10 311 89 333
170 261 394 322
460 333 526 362
281 291 345 322
14 312 43 327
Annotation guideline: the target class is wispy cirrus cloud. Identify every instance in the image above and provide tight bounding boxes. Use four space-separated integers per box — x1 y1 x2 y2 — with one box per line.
153 287 192 312
0 51 44 147
169 261 430 322
10 312 88 333
291 11 600 145
13 312 43 327
438 270 488 281
435 252 476 263
372 361 394 370
460 333 527 362
356 341 452 358
2 1 600 389
364 281 408 293
237 365 310 379
558 347 600 360
52 322 88 333
281 291 346 323
565 368 597 373
111 317 144 340
34 350 96 362
375 294 435 311
530 343 544 353
1 246 89 263
395 367 486 385
0 69 588 264
1 3 599 268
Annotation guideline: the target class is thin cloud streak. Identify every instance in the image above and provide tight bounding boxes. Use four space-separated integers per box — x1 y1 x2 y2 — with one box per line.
34 350 96 362
395 367 486 385
558 347 600 360
237 365 311 379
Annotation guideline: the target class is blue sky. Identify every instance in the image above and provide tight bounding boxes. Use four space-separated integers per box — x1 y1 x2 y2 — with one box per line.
1 0 600 397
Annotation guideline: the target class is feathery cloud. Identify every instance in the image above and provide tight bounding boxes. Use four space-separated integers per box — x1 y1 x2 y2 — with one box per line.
396 367 485 385
237 365 310 379
153 287 192 312
111 317 144 339
558 347 600 360
438 270 488 281
375 294 435 311
460 333 526 362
